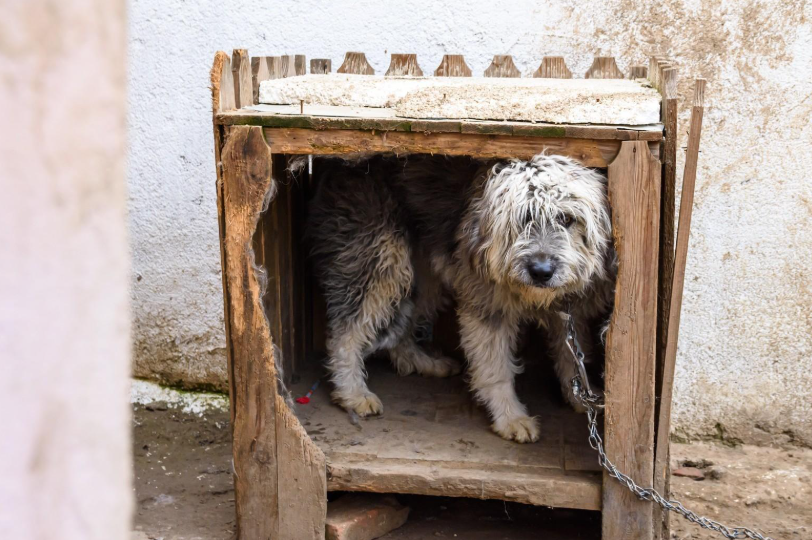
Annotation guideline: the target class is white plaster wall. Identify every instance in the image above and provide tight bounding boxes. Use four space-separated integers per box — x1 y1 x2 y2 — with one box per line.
0 1 132 538
128 0 812 444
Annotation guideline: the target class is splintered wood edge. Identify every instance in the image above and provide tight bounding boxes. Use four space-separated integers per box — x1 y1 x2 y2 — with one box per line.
212 51 238 114
484 55 521 78
220 125 326 539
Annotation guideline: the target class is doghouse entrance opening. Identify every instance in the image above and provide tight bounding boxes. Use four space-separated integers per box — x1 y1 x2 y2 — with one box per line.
252 153 604 511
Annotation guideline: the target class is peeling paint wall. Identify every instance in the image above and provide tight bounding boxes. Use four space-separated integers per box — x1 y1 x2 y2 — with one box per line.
128 0 812 444
1 1 132 538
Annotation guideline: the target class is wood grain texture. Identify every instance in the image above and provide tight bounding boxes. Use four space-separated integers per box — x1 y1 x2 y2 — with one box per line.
533 56 573 78
434 54 472 77
653 79 705 537
218 110 664 141
268 56 283 79
484 55 521 77
585 56 625 79
262 127 635 166
251 57 272 105
385 54 424 76
211 51 236 113
337 52 375 75
231 49 252 110
604 140 660 540
310 58 331 74
653 63 678 540
629 65 648 79
220 125 326 540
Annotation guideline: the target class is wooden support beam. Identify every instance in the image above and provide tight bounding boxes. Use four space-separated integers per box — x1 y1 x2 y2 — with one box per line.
653 79 706 540
231 49 252 110
585 56 624 79
533 56 572 78
484 55 521 77
603 140 660 540
251 57 276 105
220 125 326 539
261 127 642 166
385 54 424 76
337 52 375 75
434 54 472 77
310 58 331 74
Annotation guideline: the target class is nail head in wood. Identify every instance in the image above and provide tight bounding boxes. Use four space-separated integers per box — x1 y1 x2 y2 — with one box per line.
337 52 375 75
484 55 521 78
434 54 472 77
585 56 624 79
385 54 424 77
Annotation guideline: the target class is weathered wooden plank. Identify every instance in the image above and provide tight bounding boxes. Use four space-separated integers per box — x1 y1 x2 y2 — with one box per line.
231 49 252 110
484 55 521 78
434 54 472 77
603 140 660 540
212 51 236 113
327 458 602 511
251 57 272 105
533 56 573 78
218 111 664 141
385 53 424 77
629 65 648 79
586 56 625 79
337 51 375 75
653 79 705 540
262 127 632 166
268 56 283 79
310 58 331 74
220 125 326 539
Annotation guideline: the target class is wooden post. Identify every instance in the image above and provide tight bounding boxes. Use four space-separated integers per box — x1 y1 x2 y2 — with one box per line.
603 140 660 540
650 58 678 540
434 54 472 77
484 55 521 77
231 49 252 110
310 59 332 74
628 65 648 79
653 79 706 540
337 52 375 75
385 54 424 76
585 56 624 79
533 56 572 78
251 57 273 105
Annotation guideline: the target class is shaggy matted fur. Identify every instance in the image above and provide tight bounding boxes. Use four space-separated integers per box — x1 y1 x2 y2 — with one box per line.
308 153 615 443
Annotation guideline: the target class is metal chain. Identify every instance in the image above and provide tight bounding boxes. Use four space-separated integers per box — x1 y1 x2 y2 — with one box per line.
561 311 774 540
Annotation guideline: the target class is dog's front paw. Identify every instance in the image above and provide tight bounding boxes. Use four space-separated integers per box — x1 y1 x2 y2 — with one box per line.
492 415 540 443
337 392 384 417
420 355 462 378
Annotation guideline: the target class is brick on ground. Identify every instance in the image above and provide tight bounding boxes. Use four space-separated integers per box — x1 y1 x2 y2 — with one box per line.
326 494 410 540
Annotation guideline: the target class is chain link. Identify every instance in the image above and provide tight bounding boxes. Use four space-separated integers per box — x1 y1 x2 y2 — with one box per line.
562 311 774 540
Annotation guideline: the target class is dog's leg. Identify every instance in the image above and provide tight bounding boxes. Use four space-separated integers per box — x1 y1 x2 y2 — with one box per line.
390 336 461 377
459 307 539 443
327 326 384 417
547 313 599 413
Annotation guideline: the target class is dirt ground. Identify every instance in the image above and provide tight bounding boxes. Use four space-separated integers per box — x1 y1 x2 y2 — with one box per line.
131 404 811 540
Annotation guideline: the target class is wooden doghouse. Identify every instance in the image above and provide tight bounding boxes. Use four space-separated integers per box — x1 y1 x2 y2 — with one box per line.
212 50 690 540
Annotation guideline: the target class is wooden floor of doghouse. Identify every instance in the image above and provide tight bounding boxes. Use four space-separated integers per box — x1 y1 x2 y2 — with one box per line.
289 360 603 511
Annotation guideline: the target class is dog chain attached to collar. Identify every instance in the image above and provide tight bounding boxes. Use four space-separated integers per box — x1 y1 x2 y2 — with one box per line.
560 310 774 540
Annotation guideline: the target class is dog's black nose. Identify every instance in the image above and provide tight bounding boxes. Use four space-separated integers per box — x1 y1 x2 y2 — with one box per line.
528 257 556 285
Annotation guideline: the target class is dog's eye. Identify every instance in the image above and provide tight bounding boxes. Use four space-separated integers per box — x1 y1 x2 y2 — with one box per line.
558 214 575 228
